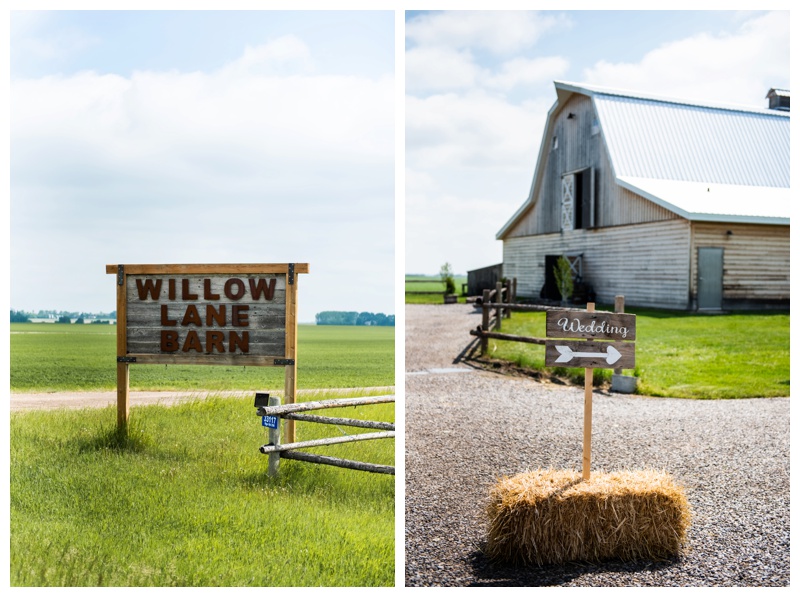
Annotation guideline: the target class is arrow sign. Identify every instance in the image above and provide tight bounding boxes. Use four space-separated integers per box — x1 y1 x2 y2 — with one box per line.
555 344 621 365
545 341 635 369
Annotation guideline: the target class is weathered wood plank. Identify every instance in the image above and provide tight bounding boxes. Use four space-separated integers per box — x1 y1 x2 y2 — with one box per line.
259 431 395 453
256 395 395 416
107 263 309 275
125 354 289 366
281 413 395 431
546 310 636 340
544 341 635 369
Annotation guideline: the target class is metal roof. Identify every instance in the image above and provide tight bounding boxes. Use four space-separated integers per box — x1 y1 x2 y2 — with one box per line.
593 93 789 188
497 82 790 239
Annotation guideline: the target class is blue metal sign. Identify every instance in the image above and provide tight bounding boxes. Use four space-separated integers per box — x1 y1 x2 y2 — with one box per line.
261 415 279 429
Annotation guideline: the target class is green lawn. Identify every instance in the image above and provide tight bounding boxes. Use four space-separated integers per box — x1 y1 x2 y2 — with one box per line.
10 323 394 392
486 307 789 399
405 274 467 304
11 392 394 586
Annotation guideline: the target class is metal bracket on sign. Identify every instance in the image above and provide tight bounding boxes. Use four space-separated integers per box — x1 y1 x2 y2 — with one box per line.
117 264 125 286
117 356 137 363
288 263 295 285
274 358 295 366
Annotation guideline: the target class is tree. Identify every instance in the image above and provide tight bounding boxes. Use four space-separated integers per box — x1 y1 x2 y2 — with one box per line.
10 310 30 323
57 315 71 324
554 256 574 306
440 262 456 295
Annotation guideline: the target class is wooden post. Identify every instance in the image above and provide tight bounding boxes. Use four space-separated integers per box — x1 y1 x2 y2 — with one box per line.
504 279 512 319
116 265 129 431
512 277 517 303
284 268 298 444
583 302 595 481
268 395 281 477
495 281 503 331
613 295 625 377
481 289 490 355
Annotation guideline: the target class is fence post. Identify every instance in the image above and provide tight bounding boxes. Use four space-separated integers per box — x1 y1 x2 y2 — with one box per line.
495 281 503 330
504 279 512 319
613 295 625 377
512 277 517 304
481 289 490 355
268 395 282 477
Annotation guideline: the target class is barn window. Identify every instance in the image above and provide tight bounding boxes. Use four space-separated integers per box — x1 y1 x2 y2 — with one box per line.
562 167 595 230
552 135 558 150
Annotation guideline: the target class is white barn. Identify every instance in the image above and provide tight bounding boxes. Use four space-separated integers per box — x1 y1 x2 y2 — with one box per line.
497 81 789 311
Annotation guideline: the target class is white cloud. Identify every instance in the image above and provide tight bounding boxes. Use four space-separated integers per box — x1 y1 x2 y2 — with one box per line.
485 56 569 91
583 11 789 107
406 11 568 55
405 46 479 93
11 40 395 318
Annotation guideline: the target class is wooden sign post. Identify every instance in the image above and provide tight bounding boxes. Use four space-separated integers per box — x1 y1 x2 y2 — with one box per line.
545 303 636 480
106 263 308 442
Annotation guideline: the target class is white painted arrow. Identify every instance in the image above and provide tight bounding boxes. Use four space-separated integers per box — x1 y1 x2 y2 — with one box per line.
555 344 621 365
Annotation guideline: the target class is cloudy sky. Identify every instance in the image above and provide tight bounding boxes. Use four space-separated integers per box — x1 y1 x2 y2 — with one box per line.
9 10 394 322
405 9 790 276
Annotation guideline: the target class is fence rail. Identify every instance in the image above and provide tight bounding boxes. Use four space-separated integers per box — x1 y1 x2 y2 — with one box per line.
255 394 395 476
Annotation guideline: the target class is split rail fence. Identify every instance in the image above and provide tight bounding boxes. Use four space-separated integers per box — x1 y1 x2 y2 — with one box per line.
470 293 628 379
255 393 395 476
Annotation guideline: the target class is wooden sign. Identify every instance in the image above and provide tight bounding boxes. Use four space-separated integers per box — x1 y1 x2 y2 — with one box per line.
545 340 635 369
106 263 308 439
546 310 636 341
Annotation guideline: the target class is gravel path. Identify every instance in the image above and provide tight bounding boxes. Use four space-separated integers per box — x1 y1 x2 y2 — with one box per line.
404 304 789 587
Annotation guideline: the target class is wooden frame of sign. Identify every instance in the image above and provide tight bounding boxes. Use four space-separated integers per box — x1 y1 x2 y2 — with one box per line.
106 263 309 442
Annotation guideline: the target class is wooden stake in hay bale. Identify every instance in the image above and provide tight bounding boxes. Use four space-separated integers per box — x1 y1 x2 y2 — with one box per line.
486 469 691 566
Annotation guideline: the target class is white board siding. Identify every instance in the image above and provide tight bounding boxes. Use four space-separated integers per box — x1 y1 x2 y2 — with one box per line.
505 94 679 239
503 219 691 309
690 222 789 302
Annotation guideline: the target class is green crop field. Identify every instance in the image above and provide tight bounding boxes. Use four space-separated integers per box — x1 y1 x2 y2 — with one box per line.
10 323 394 392
11 392 394 586
10 323 395 586
405 274 467 304
485 307 789 399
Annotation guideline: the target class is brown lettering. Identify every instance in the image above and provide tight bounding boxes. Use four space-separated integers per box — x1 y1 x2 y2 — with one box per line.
168 278 176 300
136 279 162 300
224 278 246 300
182 330 203 352
160 304 177 326
229 331 249 353
182 279 198 300
232 305 249 326
161 330 179 352
204 279 220 300
206 331 226 353
249 278 276 300
181 304 202 326
206 304 226 326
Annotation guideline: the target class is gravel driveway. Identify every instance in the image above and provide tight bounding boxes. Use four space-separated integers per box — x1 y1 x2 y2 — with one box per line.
404 303 789 587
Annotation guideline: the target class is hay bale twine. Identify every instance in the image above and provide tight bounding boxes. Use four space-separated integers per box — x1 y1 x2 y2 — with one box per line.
486 469 691 566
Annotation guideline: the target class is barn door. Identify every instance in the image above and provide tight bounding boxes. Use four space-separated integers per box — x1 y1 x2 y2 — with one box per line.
697 247 723 310
561 174 575 231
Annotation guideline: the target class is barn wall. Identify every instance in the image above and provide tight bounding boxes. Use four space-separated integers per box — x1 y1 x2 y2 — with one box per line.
504 94 679 239
503 219 692 309
690 222 790 308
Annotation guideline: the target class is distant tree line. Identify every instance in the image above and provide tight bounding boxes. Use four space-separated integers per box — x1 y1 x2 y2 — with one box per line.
10 309 117 323
315 311 395 326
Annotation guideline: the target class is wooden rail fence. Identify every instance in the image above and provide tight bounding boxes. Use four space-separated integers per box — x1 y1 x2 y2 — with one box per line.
255 393 395 476
470 294 627 358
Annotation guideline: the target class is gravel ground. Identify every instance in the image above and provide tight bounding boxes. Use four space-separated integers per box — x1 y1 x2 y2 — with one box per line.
404 303 789 587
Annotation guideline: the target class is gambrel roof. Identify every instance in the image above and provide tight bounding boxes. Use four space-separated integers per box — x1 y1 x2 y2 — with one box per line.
497 81 790 239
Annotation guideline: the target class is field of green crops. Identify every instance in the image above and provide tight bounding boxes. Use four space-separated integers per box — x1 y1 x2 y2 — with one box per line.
11 323 395 587
10 323 394 392
405 274 467 304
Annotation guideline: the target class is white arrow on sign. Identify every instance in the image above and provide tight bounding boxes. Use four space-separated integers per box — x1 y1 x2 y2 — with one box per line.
554 344 621 365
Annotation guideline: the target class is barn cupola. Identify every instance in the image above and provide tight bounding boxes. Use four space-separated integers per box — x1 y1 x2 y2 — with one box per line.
766 88 790 111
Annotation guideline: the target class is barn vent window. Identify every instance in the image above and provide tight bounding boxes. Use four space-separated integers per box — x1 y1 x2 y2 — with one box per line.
552 135 558 150
561 167 596 230
591 117 600 136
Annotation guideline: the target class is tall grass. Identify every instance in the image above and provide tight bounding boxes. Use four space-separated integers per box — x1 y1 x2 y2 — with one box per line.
11 392 394 586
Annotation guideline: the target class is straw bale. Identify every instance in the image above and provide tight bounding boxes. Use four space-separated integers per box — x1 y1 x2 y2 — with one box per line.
486 469 691 566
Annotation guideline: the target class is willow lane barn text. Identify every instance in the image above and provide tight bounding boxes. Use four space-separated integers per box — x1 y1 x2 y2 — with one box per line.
127 275 285 358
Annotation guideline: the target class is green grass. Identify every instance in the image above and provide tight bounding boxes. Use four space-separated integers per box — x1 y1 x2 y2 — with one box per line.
10 323 394 392
405 274 467 304
486 307 789 399
11 391 394 586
